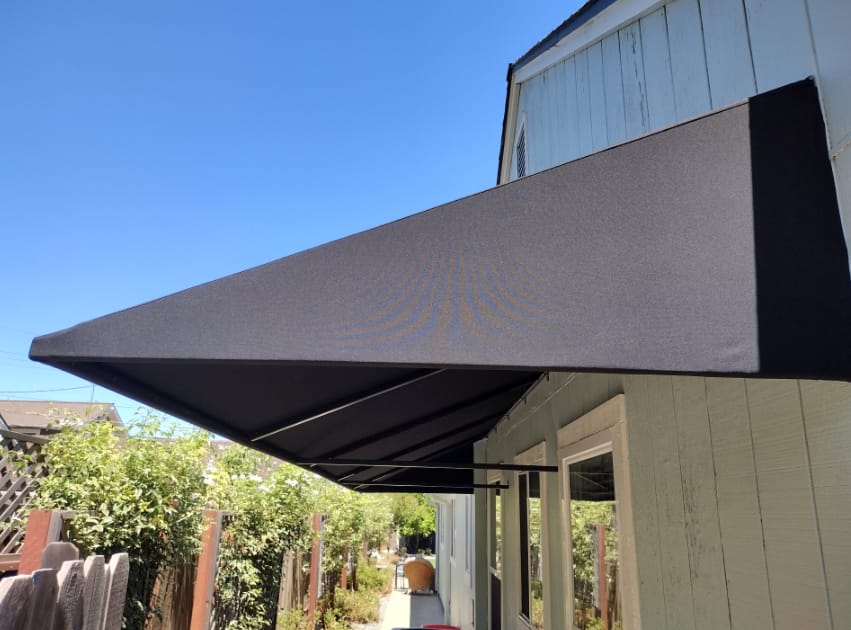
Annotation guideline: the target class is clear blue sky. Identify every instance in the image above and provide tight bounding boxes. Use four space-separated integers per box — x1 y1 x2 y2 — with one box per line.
0 1 580 424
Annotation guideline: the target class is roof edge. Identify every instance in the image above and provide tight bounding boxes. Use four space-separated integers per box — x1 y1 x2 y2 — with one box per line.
512 0 616 71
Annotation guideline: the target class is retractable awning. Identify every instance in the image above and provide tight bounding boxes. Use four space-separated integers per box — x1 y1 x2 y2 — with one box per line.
30 79 851 492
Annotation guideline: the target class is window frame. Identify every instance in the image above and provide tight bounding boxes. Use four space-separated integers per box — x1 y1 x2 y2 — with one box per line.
514 115 528 179
557 394 639 629
516 442 546 630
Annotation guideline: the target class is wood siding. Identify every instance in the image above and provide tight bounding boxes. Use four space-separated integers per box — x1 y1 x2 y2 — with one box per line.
485 373 851 629
507 0 851 263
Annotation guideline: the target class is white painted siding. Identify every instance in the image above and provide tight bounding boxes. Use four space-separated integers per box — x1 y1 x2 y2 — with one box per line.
431 494 475 630
480 373 851 629
506 0 851 261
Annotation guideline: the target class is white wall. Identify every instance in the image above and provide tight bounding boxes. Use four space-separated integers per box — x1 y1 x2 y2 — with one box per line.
431 493 476 630
483 373 851 630
505 0 851 262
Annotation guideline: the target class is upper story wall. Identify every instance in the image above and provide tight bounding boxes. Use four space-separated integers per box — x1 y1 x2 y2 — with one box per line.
501 0 851 254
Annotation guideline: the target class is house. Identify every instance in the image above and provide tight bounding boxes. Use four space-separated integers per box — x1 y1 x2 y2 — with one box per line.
0 400 123 436
28 1 851 629
432 2 851 629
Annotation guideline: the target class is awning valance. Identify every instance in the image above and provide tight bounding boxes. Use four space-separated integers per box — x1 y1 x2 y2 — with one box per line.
30 79 851 492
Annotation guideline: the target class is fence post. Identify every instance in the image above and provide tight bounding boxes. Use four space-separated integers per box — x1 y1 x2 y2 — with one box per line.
18 510 64 574
277 550 294 615
190 509 223 630
306 513 321 628
596 523 608 630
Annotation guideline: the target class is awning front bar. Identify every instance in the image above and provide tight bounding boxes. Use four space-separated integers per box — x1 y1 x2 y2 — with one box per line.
298 458 557 473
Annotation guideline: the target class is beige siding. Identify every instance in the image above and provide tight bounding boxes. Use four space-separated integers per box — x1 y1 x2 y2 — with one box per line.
799 381 851 628
705 378 773 629
484 373 851 629
508 0 851 266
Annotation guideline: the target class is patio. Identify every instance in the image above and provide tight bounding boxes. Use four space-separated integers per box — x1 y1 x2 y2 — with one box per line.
380 590 445 630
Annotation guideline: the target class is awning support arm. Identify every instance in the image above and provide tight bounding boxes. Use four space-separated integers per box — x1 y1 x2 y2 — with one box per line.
251 369 446 441
346 482 509 490
314 377 537 459
298 458 557 473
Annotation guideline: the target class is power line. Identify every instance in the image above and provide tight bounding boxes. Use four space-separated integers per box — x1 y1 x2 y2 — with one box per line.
0 385 93 394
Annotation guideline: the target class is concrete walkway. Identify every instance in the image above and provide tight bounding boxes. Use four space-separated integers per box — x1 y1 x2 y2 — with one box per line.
379 590 445 630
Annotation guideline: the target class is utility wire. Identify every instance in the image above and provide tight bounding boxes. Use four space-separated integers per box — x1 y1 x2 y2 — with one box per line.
0 385 92 394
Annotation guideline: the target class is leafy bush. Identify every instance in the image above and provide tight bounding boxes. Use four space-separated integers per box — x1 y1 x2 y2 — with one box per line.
355 562 392 593
276 608 310 630
19 411 425 629
207 446 315 630
333 587 380 623
29 417 208 628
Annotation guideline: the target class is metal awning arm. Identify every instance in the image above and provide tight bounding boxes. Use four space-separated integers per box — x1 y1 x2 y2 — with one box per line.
297 458 557 473
344 482 510 490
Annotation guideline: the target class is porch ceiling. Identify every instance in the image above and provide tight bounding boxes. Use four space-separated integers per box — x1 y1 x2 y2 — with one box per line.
30 79 851 493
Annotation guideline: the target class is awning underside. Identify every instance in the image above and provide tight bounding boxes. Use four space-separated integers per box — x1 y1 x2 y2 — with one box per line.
30 80 851 492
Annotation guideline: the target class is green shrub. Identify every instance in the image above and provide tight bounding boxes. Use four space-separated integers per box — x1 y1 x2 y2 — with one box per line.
334 587 379 623
207 447 315 630
29 417 208 628
276 609 309 630
356 563 392 593
322 608 349 630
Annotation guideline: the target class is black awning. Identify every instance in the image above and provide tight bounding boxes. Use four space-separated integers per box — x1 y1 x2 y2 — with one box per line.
30 79 851 492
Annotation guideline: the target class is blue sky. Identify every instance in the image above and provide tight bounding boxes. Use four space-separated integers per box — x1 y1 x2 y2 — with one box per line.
0 1 580 424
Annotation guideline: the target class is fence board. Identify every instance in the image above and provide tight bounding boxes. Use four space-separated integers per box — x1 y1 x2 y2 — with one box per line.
56 559 85 630
82 555 106 630
102 553 129 630
26 568 58 630
43 542 80 571
0 574 33 630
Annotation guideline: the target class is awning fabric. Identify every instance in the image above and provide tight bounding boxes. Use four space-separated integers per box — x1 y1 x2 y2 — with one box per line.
30 79 851 492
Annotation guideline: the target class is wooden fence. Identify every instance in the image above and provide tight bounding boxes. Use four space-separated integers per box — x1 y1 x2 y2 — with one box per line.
0 539 129 630
0 429 48 574
189 510 311 630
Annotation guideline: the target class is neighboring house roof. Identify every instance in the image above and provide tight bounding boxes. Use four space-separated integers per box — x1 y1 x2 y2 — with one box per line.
0 400 123 434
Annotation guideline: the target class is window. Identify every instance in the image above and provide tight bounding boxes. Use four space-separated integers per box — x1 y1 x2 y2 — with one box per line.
489 487 503 630
449 501 455 560
515 124 528 178
465 496 473 574
489 489 502 576
565 448 618 630
519 471 544 629
559 395 637 630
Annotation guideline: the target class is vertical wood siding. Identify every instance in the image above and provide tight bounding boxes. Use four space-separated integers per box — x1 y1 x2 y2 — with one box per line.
509 0 851 259
486 373 851 629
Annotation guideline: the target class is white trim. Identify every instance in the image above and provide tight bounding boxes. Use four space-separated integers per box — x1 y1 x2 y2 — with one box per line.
513 113 529 180
557 394 640 630
513 0 667 84
515 440 545 466
561 430 615 467
498 81 523 185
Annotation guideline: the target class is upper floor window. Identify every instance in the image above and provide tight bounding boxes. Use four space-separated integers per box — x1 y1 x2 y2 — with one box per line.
515 121 528 178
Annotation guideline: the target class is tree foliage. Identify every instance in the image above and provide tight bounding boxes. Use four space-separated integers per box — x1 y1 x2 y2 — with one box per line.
18 413 427 629
206 446 315 630
389 493 435 537
30 416 208 628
